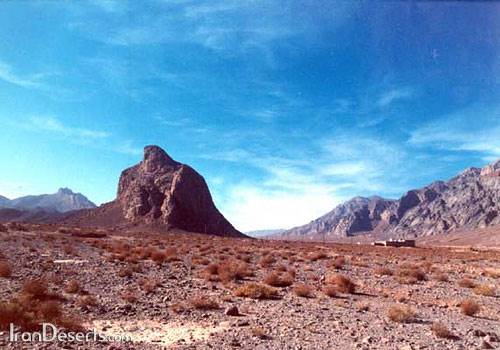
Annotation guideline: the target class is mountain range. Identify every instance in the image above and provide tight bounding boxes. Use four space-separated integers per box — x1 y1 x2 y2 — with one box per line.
277 159 500 240
0 188 96 213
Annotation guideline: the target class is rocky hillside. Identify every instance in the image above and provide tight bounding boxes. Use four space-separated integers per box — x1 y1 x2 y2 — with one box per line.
63 145 243 237
280 159 500 240
0 188 96 213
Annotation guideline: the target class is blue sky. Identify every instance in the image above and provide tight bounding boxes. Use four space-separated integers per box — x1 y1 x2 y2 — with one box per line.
0 1 499 231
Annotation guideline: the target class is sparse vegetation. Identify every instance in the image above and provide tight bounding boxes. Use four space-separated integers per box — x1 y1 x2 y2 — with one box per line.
234 283 278 300
189 296 219 310
460 299 480 316
327 274 356 294
263 272 294 287
388 304 416 323
473 284 496 297
0 261 12 278
293 284 314 298
431 322 456 339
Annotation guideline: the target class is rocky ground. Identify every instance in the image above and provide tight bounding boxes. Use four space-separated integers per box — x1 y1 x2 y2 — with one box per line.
0 223 499 349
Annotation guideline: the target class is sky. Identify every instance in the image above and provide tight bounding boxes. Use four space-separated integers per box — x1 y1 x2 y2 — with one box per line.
0 1 499 232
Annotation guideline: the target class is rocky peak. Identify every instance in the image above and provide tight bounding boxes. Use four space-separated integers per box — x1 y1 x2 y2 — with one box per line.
142 145 178 172
115 145 242 237
481 159 500 177
57 187 74 195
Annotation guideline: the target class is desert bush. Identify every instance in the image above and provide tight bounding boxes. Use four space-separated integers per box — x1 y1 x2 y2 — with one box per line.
77 295 98 308
374 266 393 276
473 284 496 297
263 272 294 287
251 327 268 339
234 283 278 300
0 261 12 278
327 274 356 294
260 254 276 267
432 272 449 282
118 267 133 278
396 267 426 282
323 285 337 298
121 289 138 303
64 280 81 294
308 252 328 261
293 284 314 298
151 250 167 265
0 223 7 232
22 279 49 299
388 304 416 323
458 277 475 288
189 296 219 310
332 256 346 269
431 322 456 339
460 299 480 316
484 268 500 279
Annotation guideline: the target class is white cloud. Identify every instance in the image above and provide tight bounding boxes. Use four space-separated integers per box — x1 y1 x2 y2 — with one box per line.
0 61 45 89
29 116 110 139
377 87 414 107
409 104 500 160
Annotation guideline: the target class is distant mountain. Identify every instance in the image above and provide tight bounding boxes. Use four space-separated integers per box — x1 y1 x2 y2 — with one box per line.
278 159 500 240
245 229 286 238
0 188 96 213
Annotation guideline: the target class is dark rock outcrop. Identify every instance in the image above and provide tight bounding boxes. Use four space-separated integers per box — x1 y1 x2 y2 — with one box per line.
280 159 500 239
64 145 242 237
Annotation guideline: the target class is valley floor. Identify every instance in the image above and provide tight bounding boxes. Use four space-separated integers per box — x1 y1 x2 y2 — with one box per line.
0 223 499 349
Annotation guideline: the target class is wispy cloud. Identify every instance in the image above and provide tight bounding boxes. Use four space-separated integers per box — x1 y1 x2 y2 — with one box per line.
206 132 409 231
409 104 500 161
28 116 110 139
0 60 45 89
377 87 414 107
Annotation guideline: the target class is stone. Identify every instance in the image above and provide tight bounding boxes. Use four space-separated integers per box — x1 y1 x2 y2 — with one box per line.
225 306 240 316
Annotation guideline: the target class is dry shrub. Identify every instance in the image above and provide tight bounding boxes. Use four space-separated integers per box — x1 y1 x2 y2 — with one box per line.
0 261 12 278
251 327 268 339
332 256 346 269
388 304 416 323
151 250 167 265
308 251 328 261
484 268 500 279
263 272 294 287
121 289 138 303
64 280 81 294
77 295 98 308
473 284 495 297
460 299 480 316
396 267 426 283
0 223 7 232
323 285 337 298
189 296 219 310
118 267 133 278
327 274 356 294
458 277 475 288
234 283 278 300
293 284 314 298
0 286 81 332
203 260 253 283
139 278 159 294
356 301 370 312
431 322 456 339
432 272 449 282
22 279 50 299
260 254 276 267
374 266 393 276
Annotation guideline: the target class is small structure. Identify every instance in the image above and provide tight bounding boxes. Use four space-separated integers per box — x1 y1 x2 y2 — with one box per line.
373 239 416 247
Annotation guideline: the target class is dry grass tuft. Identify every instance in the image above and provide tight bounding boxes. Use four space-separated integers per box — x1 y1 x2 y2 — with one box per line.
322 285 337 298
327 274 356 294
263 272 294 287
460 299 480 316
234 283 278 300
473 284 496 297
293 284 314 298
458 277 475 288
431 322 456 339
0 261 12 278
374 266 393 276
251 326 268 339
388 304 416 323
64 280 81 294
189 296 219 310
